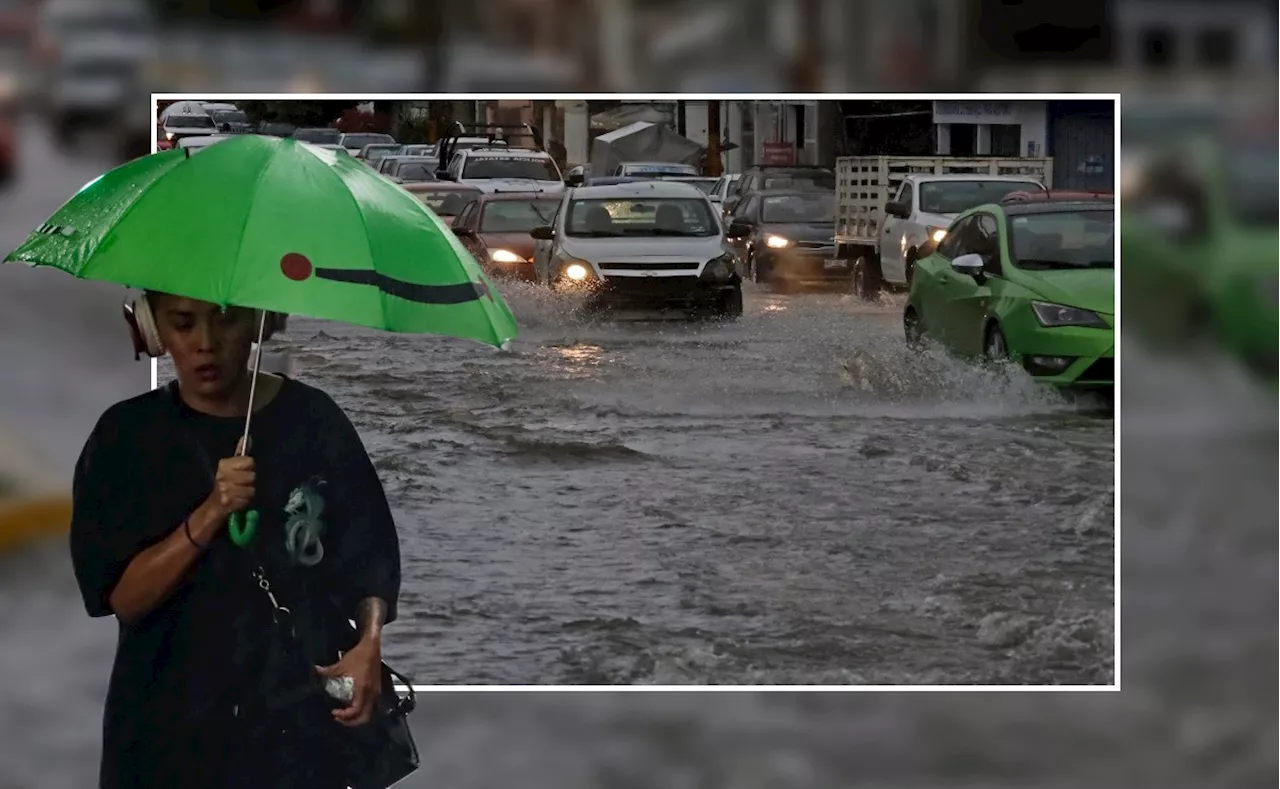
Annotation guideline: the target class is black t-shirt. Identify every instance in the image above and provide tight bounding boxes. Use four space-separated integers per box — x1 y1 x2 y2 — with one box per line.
70 377 401 789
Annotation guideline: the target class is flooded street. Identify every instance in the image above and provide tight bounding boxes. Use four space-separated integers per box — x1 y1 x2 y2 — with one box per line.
258 282 1114 685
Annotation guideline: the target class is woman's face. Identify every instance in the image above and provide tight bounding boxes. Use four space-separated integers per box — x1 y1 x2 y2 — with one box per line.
150 293 256 400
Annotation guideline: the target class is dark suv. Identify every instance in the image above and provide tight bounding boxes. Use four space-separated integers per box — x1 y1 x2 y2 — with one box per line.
722 165 836 215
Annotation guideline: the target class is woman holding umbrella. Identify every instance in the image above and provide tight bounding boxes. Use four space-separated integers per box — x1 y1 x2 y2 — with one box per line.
5 135 517 788
70 290 401 787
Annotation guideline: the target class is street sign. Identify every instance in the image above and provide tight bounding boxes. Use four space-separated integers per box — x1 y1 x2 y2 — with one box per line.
762 142 795 165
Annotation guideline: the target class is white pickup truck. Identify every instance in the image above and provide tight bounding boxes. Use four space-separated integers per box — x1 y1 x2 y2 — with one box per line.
833 156 1052 297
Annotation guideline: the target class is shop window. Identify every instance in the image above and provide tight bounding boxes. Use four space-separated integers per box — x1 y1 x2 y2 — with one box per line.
989 124 1021 157
950 124 976 156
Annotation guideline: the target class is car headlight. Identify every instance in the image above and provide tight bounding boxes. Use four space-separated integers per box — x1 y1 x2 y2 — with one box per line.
765 234 791 249
559 258 595 282
702 254 736 281
489 248 525 264
165 132 174 140
1030 301 1110 329
927 226 947 243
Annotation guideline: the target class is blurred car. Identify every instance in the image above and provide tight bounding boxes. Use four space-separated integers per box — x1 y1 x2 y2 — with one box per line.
339 131 394 154
378 156 438 184
723 165 836 215
312 143 351 156
1121 133 1277 379
293 127 342 145
904 196 1115 391
31 0 155 103
398 143 436 157
450 191 560 281
358 142 401 165
727 190 838 290
49 38 149 146
530 180 742 318
583 176 647 186
401 182 484 225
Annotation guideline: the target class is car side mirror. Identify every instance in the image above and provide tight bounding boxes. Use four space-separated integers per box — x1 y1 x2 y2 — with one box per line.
530 225 555 240
727 220 752 238
885 201 910 219
452 226 475 237
565 173 584 187
435 169 453 181
950 253 985 279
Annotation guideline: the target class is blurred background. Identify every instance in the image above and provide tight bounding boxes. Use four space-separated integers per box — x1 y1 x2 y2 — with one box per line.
0 0 1276 787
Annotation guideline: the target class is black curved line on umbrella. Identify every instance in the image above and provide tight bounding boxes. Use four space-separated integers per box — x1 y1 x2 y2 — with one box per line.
313 267 490 305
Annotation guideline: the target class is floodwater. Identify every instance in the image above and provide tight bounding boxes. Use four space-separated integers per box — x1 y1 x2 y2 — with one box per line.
0 113 1114 687
251 281 1115 686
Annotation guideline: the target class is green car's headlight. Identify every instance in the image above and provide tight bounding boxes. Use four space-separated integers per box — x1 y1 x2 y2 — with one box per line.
1031 301 1110 329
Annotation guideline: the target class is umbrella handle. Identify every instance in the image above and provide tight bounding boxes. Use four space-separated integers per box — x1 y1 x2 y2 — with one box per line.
229 510 259 546
229 310 268 549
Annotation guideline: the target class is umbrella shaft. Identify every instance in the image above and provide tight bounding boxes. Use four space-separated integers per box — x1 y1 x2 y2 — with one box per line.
238 311 267 457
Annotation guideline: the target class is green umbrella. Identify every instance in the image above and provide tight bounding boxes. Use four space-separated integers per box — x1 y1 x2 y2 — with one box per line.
4 134 519 545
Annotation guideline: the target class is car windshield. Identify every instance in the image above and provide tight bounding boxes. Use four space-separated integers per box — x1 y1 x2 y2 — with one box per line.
623 164 698 177
364 145 400 161
463 156 559 181
343 133 393 149
761 172 835 190
762 194 834 223
210 110 249 125
416 191 473 216
920 181 1044 214
1008 210 1115 270
480 199 559 232
393 163 437 182
566 198 718 237
1224 145 1277 227
165 114 215 129
295 128 341 144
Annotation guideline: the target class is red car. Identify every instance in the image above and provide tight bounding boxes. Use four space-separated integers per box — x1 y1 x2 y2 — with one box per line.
450 191 561 281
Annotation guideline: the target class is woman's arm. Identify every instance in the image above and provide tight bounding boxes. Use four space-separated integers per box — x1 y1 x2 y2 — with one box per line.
106 499 226 624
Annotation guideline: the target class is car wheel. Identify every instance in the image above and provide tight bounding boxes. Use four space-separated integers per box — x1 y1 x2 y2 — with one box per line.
904 308 926 349
714 286 744 320
985 323 1010 363
854 255 881 301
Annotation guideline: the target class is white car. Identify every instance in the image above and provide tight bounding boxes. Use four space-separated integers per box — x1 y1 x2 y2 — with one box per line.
708 173 741 207
446 146 565 196
177 134 235 154
530 180 742 318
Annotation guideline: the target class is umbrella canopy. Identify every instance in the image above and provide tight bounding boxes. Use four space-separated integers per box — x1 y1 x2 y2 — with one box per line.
4 134 518 348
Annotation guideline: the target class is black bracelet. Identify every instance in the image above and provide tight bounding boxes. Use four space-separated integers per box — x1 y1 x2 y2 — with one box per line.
183 517 208 551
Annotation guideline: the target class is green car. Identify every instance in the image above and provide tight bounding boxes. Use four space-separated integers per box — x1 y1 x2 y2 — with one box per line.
904 198 1115 389
1120 135 1277 380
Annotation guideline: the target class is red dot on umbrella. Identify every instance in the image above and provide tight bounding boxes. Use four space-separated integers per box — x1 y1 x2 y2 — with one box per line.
280 253 313 281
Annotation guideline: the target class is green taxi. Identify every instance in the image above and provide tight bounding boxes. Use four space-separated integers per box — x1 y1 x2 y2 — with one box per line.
904 197 1115 389
1121 135 1277 380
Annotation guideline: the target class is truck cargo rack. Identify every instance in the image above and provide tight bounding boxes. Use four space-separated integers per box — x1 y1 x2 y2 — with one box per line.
436 122 544 177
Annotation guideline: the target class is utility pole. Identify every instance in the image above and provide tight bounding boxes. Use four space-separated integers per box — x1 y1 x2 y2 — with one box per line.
706 100 722 176
790 0 824 92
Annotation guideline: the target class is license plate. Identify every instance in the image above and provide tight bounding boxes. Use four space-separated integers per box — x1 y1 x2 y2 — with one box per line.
823 260 846 270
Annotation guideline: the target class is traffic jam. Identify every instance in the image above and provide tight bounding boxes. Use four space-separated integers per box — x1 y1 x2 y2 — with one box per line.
152 97 1121 398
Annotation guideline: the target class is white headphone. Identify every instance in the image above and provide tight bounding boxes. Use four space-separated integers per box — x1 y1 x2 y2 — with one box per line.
122 291 286 361
123 290 164 360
